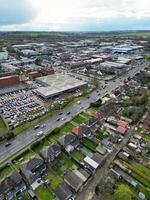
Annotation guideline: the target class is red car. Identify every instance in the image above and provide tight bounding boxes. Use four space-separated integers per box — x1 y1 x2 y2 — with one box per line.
59 112 63 115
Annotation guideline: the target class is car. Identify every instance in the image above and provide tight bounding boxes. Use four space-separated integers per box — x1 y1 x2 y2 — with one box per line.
66 111 71 115
62 117 66 121
80 106 84 109
56 118 60 121
5 142 11 147
77 101 81 104
59 112 63 115
34 125 40 130
36 131 43 137
87 96 90 99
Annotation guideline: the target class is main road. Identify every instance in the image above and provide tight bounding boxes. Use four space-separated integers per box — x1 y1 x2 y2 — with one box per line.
0 62 149 164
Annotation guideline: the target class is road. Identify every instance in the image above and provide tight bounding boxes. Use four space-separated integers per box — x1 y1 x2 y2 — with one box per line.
0 62 149 164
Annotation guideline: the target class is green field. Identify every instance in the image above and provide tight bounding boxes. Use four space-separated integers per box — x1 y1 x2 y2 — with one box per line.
72 114 88 124
0 117 7 137
96 130 109 140
59 153 77 170
125 162 150 187
0 164 13 179
35 185 54 200
71 150 85 162
82 138 97 151
31 138 51 154
46 172 62 190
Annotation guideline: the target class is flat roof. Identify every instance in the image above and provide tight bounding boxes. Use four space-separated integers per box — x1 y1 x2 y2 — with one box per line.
35 73 87 98
84 156 99 169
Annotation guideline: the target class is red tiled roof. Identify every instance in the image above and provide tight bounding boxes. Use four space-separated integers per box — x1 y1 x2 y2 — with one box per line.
117 120 128 128
71 127 79 136
117 126 127 134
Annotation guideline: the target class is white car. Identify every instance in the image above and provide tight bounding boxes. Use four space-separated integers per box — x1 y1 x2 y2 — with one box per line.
62 117 66 121
36 131 44 137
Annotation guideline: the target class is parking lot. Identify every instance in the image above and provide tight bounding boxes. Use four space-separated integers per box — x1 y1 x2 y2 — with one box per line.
0 90 46 128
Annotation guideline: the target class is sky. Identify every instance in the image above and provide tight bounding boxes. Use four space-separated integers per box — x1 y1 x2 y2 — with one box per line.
0 0 150 31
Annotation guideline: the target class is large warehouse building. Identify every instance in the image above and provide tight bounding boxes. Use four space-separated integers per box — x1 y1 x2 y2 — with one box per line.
0 75 20 88
34 73 87 99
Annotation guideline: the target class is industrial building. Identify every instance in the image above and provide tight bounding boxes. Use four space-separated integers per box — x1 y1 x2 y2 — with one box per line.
34 73 87 99
0 75 20 88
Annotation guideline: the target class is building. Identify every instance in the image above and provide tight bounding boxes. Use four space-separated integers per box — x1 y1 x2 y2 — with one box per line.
64 170 83 192
0 75 20 88
54 182 73 200
41 143 61 163
39 67 55 76
0 52 8 62
21 155 46 185
142 114 150 130
84 156 99 170
28 71 41 79
0 170 26 200
35 73 87 99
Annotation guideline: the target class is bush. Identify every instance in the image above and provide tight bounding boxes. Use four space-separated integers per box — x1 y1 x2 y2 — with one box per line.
90 99 102 107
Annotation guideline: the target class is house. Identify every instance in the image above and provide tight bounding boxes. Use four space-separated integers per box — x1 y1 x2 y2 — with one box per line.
84 156 99 171
94 101 118 124
0 170 26 200
71 124 92 138
117 119 129 128
143 114 150 130
91 153 106 167
84 118 100 133
116 126 127 135
58 133 77 148
21 155 46 185
79 124 92 138
64 170 83 192
54 182 73 200
58 133 80 153
109 134 118 144
71 126 80 138
42 143 61 163
101 138 110 146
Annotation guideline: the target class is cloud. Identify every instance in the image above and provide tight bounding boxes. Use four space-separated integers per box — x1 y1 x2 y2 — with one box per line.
0 0 150 31
0 0 37 25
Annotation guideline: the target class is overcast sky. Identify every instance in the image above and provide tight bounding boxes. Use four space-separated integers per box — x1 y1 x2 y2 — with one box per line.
0 0 150 31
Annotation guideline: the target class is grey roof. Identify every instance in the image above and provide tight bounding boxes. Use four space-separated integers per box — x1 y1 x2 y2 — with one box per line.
79 124 92 136
85 118 97 127
0 170 22 195
21 155 45 184
59 133 76 147
91 153 105 165
64 171 83 191
21 155 44 172
42 143 61 160
54 182 72 200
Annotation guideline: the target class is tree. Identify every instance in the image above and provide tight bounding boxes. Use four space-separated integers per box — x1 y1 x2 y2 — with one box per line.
114 184 132 200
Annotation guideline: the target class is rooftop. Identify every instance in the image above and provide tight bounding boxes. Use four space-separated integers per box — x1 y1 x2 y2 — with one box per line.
35 73 87 98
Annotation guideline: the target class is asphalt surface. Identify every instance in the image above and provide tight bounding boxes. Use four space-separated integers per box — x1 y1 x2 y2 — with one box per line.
0 62 149 164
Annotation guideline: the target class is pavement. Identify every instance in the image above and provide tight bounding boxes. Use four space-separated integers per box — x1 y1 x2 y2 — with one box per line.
0 62 149 164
